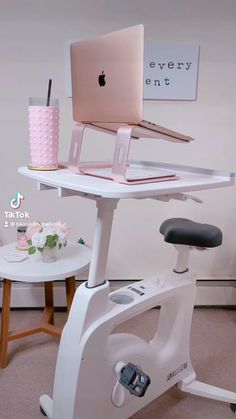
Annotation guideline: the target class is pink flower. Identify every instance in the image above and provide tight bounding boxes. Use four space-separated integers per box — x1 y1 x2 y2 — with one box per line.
26 223 42 240
54 221 70 235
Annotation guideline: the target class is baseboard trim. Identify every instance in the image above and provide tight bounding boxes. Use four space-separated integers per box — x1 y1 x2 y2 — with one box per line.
0 279 236 308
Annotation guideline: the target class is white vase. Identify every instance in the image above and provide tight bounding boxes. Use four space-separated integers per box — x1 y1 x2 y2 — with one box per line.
41 247 57 263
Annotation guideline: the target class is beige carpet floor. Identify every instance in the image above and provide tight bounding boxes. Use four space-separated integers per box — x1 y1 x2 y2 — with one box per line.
0 308 236 419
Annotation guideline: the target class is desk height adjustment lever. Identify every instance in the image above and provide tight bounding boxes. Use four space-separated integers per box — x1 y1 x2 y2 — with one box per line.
155 193 203 204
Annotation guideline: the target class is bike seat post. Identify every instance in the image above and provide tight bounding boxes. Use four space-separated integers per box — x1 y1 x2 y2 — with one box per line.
174 244 191 273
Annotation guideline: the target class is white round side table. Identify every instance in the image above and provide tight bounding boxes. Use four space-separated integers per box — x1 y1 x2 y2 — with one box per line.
0 241 91 368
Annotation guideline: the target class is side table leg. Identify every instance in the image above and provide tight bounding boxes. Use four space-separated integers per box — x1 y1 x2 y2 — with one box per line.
0 279 12 368
44 282 54 325
65 276 76 312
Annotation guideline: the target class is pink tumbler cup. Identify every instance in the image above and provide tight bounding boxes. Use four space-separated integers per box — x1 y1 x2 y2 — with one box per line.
28 97 59 170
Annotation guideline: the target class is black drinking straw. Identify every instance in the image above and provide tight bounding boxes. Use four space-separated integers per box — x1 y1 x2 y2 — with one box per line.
46 79 52 106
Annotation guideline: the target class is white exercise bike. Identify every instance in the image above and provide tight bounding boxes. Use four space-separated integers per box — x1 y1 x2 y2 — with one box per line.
40 217 236 418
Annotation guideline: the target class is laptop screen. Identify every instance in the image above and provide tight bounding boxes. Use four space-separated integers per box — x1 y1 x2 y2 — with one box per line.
70 25 144 124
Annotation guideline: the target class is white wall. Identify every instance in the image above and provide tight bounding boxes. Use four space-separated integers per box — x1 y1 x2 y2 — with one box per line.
0 0 236 280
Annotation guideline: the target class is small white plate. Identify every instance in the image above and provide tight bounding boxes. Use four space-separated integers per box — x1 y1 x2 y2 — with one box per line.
3 252 29 263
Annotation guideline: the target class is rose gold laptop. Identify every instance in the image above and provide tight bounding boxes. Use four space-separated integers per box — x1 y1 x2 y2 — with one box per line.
69 25 192 184
70 24 193 142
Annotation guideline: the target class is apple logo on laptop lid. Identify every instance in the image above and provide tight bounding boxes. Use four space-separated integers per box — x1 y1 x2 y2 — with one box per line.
98 71 106 86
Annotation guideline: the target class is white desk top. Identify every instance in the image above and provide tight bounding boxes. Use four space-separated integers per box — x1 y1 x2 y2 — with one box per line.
0 242 91 282
18 161 234 200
